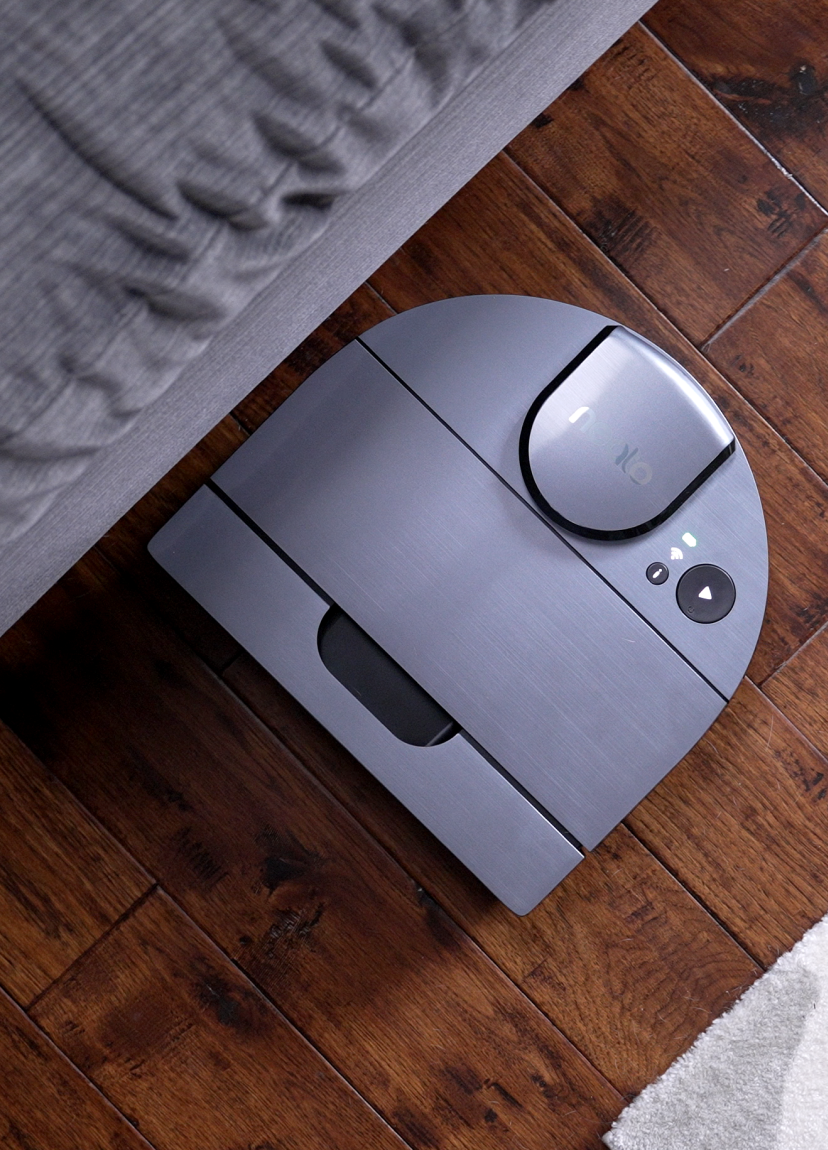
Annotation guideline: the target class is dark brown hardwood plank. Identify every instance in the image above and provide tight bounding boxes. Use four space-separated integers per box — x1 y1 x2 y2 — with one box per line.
764 622 828 760
0 721 150 1006
626 680 828 967
0 986 154 1150
369 151 828 682
707 233 828 486
223 650 761 1096
507 23 825 345
32 889 406 1150
646 0 828 208
0 552 621 1148
96 416 247 673
233 284 394 433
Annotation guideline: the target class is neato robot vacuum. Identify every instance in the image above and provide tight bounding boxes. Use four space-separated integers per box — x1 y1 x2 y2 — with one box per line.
150 297 768 914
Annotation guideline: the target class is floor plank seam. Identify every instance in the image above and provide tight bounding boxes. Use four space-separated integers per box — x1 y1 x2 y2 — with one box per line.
505 34 828 350
640 18 828 213
496 149 669 315
701 225 828 347
142 890 424 1150
4 705 159 915
756 618 828 691
755 679 828 770
25 884 160 1015
228 394 265 436
229 410 258 437
219 878 625 1108
363 280 400 317
500 148 716 349
700 374 828 508
619 820 768 974
2 986 163 1150
497 147 776 367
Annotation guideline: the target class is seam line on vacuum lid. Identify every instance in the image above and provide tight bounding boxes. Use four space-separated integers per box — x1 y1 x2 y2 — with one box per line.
357 335 728 705
206 479 334 605
459 732 584 852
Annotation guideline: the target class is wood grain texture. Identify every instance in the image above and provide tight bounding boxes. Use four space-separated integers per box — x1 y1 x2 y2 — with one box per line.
0 721 149 1006
32 889 405 1150
627 681 828 967
0 987 153 1150
646 0 828 207
507 23 825 344
369 151 828 681
764 621 828 760
223 649 760 1096
96 415 247 673
0 552 621 1150
234 284 394 434
707 233 828 483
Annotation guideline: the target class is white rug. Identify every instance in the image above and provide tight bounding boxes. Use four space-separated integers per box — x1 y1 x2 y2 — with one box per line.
603 915 828 1149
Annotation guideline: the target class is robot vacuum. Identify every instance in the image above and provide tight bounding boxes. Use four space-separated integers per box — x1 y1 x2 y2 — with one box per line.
150 297 768 914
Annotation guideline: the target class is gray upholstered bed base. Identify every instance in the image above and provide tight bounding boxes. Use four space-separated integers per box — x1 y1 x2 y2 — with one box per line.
0 0 651 635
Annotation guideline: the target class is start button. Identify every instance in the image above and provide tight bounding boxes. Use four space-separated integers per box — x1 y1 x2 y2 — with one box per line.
676 564 736 624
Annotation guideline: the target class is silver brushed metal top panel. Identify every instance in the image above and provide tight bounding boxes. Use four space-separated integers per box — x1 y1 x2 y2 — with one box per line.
214 340 724 849
148 485 583 914
361 296 767 698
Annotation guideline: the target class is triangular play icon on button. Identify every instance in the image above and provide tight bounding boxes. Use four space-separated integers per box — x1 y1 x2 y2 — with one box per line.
698 586 713 600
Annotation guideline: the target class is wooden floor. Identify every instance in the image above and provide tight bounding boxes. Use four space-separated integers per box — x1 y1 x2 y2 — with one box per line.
4 3 828 1147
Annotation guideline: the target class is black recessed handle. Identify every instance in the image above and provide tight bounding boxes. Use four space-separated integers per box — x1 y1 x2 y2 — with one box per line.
318 607 458 747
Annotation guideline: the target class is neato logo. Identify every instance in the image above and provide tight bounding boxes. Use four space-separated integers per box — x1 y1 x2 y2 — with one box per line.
568 406 653 486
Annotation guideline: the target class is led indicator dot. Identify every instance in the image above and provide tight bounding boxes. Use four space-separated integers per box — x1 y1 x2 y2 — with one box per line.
682 532 697 548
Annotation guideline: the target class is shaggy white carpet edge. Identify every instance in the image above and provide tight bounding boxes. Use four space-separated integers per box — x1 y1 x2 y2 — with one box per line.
603 914 828 1150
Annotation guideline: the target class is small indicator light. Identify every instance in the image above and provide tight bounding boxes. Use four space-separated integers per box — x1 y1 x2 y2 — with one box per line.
682 532 697 547
568 406 590 424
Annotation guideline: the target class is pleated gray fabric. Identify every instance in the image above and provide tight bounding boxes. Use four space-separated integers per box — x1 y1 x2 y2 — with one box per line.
0 0 555 540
